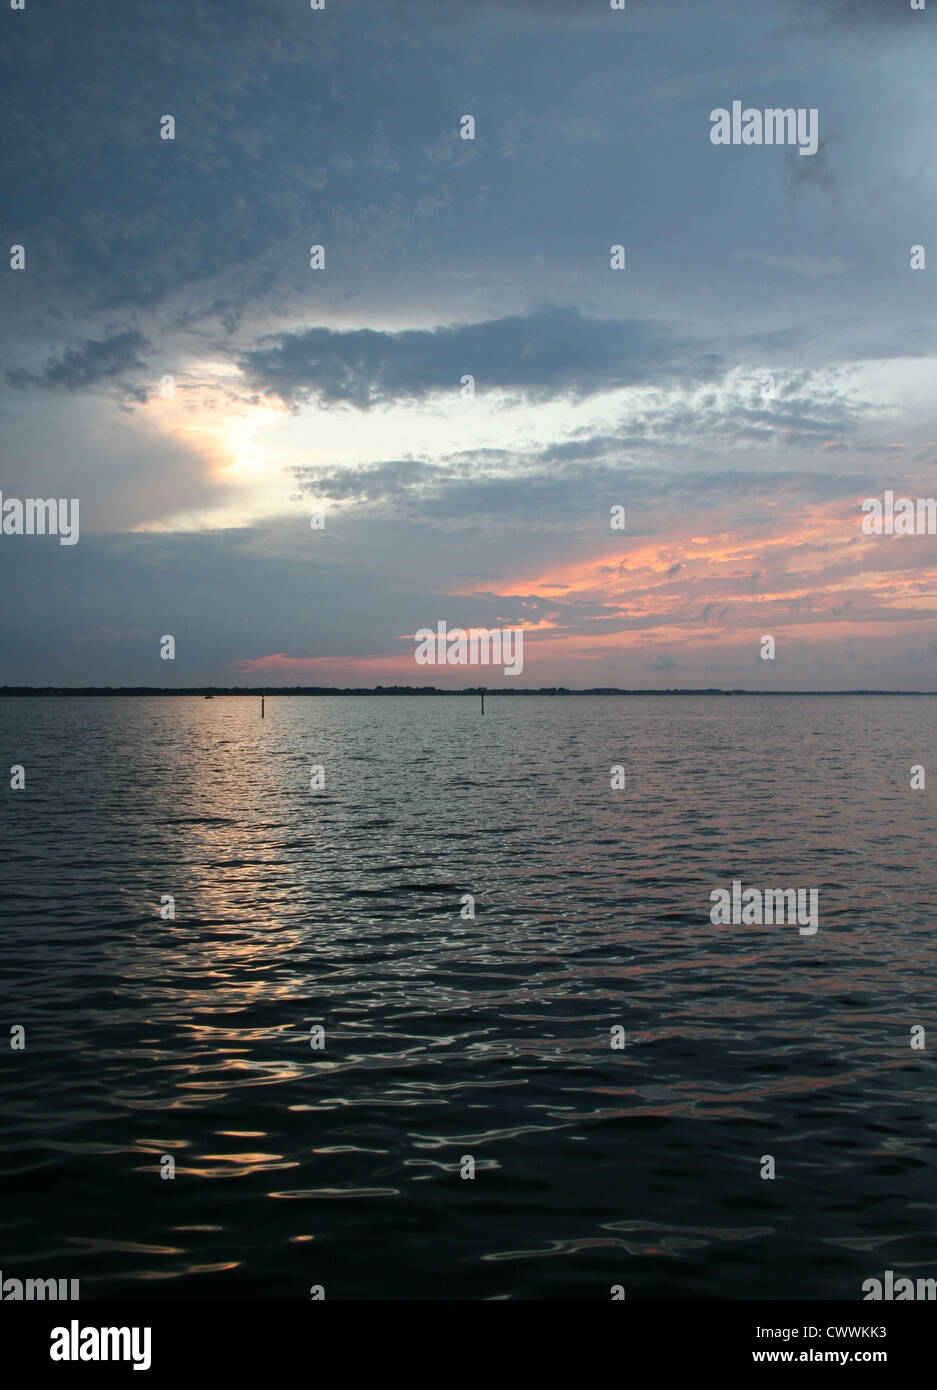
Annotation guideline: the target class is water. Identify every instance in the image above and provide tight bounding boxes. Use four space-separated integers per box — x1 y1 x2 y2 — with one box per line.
1 694 935 1300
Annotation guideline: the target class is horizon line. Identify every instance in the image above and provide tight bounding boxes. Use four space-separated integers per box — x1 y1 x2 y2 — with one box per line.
3 686 937 697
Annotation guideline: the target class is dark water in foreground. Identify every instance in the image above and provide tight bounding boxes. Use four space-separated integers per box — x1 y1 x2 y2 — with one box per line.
1 694 935 1300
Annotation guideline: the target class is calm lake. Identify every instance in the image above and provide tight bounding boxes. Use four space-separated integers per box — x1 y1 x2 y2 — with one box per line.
1 694 934 1299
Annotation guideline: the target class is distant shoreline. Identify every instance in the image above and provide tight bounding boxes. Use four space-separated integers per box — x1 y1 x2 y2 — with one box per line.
2 687 937 697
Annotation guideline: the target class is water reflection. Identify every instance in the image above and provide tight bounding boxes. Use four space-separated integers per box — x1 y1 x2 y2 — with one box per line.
1 695 935 1298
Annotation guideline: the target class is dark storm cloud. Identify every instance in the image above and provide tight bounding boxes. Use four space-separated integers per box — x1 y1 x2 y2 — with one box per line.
0 0 345 317
7 331 150 395
239 307 721 407
1 0 929 359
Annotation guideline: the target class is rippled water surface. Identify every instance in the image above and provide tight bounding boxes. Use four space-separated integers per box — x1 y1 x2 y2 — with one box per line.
1 694 935 1299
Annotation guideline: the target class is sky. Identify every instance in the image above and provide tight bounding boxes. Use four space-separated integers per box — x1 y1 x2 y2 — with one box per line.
2 0 936 689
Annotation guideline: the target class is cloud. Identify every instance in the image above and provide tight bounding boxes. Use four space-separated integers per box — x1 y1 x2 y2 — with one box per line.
289 369 872 528
238 307 722 408
2 0 936 692
7 331 150 396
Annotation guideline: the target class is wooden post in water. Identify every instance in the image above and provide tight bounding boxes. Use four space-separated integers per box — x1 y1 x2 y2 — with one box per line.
261 691 265 718
480 687 485 715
